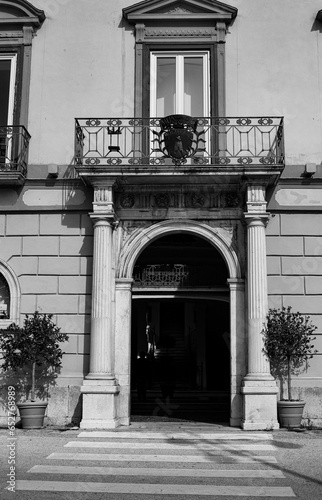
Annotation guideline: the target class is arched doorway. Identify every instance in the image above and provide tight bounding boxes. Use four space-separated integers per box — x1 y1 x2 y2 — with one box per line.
115 220 244 427
130 233 231 422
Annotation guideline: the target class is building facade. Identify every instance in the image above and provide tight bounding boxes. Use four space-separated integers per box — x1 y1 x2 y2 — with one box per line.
0 0 322 429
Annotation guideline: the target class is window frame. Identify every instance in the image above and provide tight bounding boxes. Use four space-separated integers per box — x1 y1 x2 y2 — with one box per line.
149 50 210 118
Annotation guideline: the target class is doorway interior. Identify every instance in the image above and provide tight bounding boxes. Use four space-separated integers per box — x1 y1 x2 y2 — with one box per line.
130 233 231 422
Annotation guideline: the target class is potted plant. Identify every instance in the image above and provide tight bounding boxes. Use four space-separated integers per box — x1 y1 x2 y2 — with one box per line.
0 311 68 428
261 306 317 428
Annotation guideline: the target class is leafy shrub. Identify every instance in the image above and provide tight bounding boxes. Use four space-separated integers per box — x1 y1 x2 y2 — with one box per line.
262 306 317 400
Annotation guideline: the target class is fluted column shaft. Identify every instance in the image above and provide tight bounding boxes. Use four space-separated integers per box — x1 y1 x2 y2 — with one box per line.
87 215 114 379
245 215 271 378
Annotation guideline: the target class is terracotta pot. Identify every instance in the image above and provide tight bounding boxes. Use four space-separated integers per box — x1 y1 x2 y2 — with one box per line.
277 400 305 428
17 402 48 429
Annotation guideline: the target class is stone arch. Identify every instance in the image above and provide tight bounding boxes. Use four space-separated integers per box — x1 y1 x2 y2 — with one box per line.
0 258 20 325
115 219 245 426
117 219 241 281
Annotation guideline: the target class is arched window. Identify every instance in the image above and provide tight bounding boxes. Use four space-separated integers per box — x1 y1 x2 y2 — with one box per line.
0 273 10 319
0 260 20 326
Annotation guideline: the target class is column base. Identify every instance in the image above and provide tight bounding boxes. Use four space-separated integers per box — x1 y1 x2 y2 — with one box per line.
80 418 121 429
241 378 279 430
80 379 120 429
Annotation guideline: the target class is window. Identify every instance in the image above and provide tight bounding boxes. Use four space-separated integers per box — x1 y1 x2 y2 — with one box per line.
0 54 17 165
0 0 45 183
0 261 20 326
150 51 210 117
123 0 237 119
0 54 16 127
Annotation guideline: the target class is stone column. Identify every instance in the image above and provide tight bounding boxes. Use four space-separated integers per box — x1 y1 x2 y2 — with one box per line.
115 278 133 426
241 185 279 430
80 183 120 429
227 278 245 427
87 215 115 379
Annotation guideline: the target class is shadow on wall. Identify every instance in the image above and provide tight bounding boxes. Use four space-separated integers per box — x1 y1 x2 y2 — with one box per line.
0 367 83 427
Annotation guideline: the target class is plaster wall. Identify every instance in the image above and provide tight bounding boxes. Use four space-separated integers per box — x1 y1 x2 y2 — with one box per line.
28 0 134 166
226 0 322 165
25 0 322 166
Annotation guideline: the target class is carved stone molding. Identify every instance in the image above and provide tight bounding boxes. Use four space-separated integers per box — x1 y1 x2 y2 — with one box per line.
115 188 244 210
225 192 240 208
191 193 205 208
246 185 267 213
92 184 115 215
167 6 192 14
154 193 170 208
145 27 217 38
120 194 135 208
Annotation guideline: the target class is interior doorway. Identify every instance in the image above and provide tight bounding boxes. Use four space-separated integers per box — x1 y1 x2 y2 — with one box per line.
130 233 231 422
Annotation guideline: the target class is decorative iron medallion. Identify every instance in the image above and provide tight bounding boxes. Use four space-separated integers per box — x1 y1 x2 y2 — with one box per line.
153 114 206 166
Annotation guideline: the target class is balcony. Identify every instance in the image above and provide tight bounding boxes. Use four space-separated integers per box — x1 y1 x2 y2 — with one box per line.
0 126 31 185
74 116 284 185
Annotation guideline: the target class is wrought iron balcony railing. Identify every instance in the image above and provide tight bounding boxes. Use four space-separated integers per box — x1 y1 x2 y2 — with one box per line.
75 116 284 168
0 126 31 177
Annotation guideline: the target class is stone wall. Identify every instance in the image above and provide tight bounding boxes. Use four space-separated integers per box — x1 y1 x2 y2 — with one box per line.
0 185 93 426
266 212 322 427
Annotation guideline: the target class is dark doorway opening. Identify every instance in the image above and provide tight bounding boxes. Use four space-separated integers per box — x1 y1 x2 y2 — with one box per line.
130 233 230 423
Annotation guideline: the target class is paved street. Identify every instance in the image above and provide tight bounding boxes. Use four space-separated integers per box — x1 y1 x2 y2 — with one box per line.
1 422 322 499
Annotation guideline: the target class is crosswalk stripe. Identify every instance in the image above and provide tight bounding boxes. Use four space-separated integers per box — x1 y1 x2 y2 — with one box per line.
16 481 296 496
47 452 278 463
66 441 276 451
78 431 273 440
29 464 286 478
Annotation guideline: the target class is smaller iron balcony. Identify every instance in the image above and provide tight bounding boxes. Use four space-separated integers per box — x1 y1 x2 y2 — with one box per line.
74 116 284 169
0 126 31 185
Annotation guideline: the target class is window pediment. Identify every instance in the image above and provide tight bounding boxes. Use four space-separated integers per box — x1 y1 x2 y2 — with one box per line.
0 0 45 29
123 0 237 25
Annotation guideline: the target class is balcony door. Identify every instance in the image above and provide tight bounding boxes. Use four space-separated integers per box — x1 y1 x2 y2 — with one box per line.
0 55 16 126
0 55 17 164
150 51 210 118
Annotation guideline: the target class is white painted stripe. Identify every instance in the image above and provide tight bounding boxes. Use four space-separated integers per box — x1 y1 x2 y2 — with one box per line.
48 452 277 463
66 441 276 451
16 481 296 496
78 431 273 440
29 464 285 478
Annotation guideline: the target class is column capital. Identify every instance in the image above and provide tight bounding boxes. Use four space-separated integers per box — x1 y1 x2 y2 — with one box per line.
244 213 270 227
89 213 116 226
227 278 245 291
115 278 134 291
